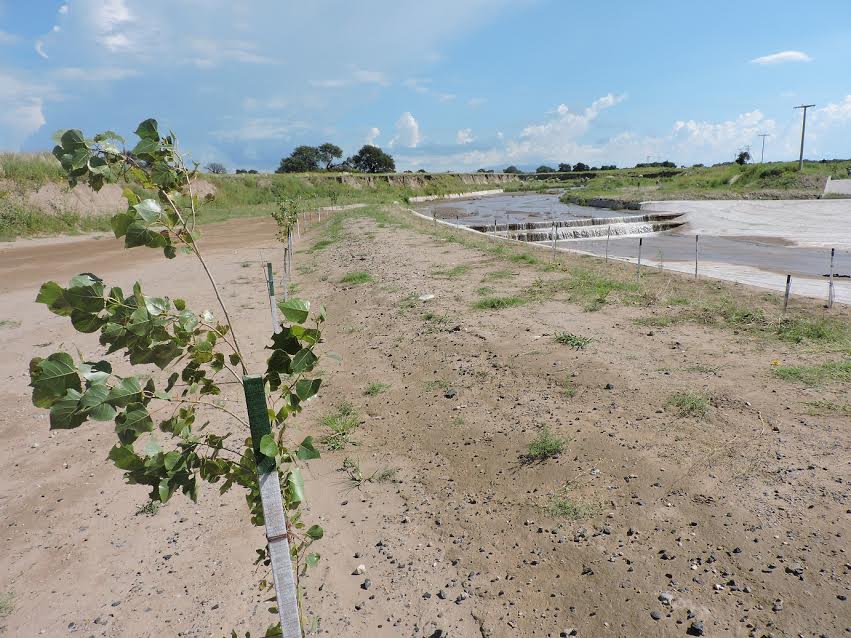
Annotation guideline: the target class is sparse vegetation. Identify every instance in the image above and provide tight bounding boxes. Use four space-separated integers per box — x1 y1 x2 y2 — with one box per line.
666 391 710 418
365 382 390 396
555 332 592 349
482 270 515 281
546 491 596 520
339 271 373 285
321 403 360 450
0 319 21 329
0 591 14 619
802 399 851 416
432 265 470 279
772 360 851 386
135 500 160 516
341 457 398 488
524 427 566 461
472 295 526 310
562 377 576 398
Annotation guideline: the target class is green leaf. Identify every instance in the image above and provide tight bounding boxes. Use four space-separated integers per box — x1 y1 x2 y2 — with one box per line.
125 223 168 250
173 298 186 311
295 378 321 402
49 389 86 429
110 212 133 238
60 128 86 151
108 444 144 471
143 438 162 457
291 348 317 374
144 296 169 316
115 404 154 444
295 436 320 460
30 352 81 408
277 298 310 324
134 199 163 223
305 552 320 568
105 376 143 407
80 360 112 384
94 130 125 145
158 478 172 503
64 274 105 313
80 384 117 422
259 434 278 459
134 118 159 140
306 524 324 540
70 309 104 333
131 138 159 159
35 281 71 316
285 467 304 508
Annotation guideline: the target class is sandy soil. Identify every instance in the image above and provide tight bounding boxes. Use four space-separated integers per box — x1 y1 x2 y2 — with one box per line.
1 207 849 637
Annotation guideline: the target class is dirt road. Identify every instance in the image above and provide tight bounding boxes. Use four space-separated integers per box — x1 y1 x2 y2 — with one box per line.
1 207 848 637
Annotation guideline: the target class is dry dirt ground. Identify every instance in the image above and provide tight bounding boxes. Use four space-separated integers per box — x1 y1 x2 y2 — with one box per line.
1 206 849 638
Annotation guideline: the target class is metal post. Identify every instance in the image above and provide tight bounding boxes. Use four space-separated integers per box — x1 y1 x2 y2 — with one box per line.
758 133 770 163
637 237 643 281
694 235 699 279
828 248 835 309
783 274 792 312
605 226 610 263
794 104 815 171
243 375 303 638
265 262 280 333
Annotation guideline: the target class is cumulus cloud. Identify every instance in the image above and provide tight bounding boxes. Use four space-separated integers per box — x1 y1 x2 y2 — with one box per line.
312 69 388 89
456 128 474 144
750 50 813 65
365 127 381 145
390 112 421 148
0 73 52 150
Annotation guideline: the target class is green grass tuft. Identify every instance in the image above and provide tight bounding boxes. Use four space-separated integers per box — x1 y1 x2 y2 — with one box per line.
510 253 539 265
339 271 373 285
772 360 851 386
555 332 592 349
432 265 470 279
0 591 15 618
546 494 596 520
472 295 527 310
365 382 390 396
666 391 710 418
482 270 515 281
802 399 851 416
321 402 360 450
524 427 566 461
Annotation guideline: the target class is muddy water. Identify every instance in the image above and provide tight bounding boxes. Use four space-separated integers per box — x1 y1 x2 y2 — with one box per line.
418 192 851 302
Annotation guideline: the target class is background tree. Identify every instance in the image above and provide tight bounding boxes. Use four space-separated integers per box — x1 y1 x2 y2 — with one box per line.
503 165 522 174
476 168 494 173
348 145 395 173
204 162 227 174
276 146 322 173
557 163 572 172
317 143 343 170
535 165 555 173
572 162 591 172
735 150 751 165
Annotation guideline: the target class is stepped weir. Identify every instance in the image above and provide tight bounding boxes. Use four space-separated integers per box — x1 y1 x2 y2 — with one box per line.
468 212 685 241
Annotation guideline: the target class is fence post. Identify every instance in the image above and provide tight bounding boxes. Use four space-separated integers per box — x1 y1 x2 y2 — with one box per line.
637 237 643 281
265 262 280 333
605 226 610 263
551 221 556 260
783 274 792 313
694 235 699 279
828 248 835 309
243 375 303 638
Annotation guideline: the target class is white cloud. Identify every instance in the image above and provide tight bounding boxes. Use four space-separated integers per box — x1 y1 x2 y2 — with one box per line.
816 95 851 124
92 0 134 51
58 4 70 15
404 78 430 94
214 117 310 141
437 93 456 102
456 128 474 144
467 97 487 108
0 73 53 150
0 31 21 45
35 40 48 59
389 112 421 148
365 127 381 145
750 50 812 65
312 68 388 88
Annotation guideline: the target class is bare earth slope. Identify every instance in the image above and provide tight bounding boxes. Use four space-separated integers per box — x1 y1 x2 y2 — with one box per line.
1 207 848 637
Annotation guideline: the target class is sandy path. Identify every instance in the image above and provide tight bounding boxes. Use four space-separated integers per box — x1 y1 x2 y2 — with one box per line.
1 208 849 637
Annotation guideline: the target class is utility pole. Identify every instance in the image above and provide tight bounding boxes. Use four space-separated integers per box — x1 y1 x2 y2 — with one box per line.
794 104 815 171
758 133 770 163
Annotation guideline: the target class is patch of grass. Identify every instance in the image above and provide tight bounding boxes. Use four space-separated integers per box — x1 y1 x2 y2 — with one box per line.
635 316 674 327
482 270 515 281
341 457 398 488
310 238 335 252
0 319 21 329
339 271 373 285
0 199 113 241
423 311 453 332
321 402 360 450
523 427 566 462
452 416 465 427
432 265 470 279
510 252 539 265
561 377 576 398
472 295 527 310
685 364 719 375
426 378 451 392
555 332 592 349
669 296 691 306
135 500 160 516
529 268 639 311
546 493 596 520
0 590 14 618
666 391 710 418
803 399 851 416
476 286 495 296
365 382 390 396
775 316 851 346
772 360 851 386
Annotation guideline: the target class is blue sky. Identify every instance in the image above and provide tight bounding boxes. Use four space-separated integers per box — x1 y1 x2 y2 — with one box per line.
1 0 850 171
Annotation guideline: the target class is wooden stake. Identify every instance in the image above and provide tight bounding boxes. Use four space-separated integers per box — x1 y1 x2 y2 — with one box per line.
243 375 302 638
783 274 792 312
828 248 835 309
637 237 643 281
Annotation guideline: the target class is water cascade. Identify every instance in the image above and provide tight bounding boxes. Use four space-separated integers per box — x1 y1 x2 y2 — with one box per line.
468 212 685 242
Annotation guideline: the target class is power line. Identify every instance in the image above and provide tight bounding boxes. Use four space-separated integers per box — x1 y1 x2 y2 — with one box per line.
793 104 815 171
757 133 770 163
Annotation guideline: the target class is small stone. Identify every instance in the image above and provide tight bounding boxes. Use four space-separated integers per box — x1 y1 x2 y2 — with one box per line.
659 592 673 605
360 579 371 590
772 599 783 612
650 611 662 621
437 589 447 600
559 629 577 637
627 527 637 536
444 388 458 399
686 620 705 636
604 383 615 390
353 564 366 575
422 592 432 599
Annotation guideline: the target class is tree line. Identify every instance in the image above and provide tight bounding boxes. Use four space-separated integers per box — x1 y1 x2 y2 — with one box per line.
276 143 395 174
